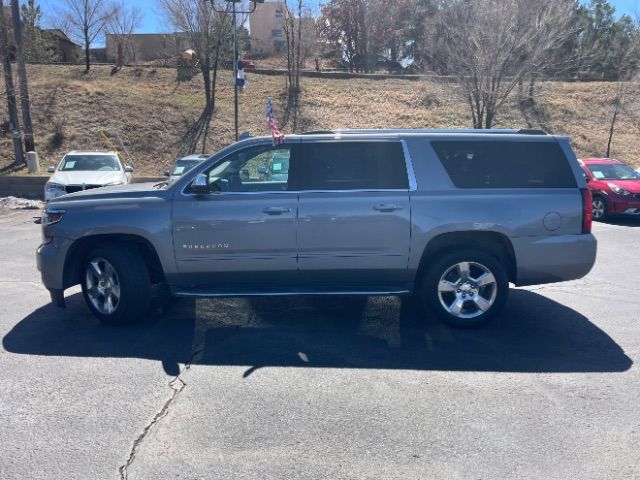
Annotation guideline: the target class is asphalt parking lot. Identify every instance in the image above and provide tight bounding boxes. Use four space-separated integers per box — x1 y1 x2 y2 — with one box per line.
0 208 638 480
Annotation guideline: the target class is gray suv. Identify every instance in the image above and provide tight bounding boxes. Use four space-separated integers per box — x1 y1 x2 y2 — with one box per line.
37 129 597 327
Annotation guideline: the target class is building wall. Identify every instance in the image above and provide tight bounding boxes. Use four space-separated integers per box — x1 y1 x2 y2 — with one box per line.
106 33 192 63
249 1 287 56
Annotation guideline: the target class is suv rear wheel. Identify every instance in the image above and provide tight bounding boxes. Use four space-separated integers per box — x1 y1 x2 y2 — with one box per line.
81 244 151 324
420 250 508 328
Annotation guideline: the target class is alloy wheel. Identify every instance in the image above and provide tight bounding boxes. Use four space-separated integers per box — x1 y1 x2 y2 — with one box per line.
437 261 498 319
85 257 121 315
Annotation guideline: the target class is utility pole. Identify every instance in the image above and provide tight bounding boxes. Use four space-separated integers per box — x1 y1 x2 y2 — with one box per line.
208 0 262 142
0 2 24 165
10 0 35 152
232 0 238 141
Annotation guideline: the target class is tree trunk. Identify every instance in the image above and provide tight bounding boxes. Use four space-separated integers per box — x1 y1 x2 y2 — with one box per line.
84 27 90 73
0 4 24 165
527 75 536 103
606 92 621 158
10 0 35 152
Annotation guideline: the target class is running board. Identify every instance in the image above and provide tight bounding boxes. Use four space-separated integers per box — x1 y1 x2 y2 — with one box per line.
174 290 411 298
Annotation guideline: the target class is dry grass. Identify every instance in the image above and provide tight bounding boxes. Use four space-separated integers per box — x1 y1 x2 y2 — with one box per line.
1 64 639 175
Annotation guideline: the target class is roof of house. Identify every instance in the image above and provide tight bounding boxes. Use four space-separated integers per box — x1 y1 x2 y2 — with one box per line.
43 29 80 47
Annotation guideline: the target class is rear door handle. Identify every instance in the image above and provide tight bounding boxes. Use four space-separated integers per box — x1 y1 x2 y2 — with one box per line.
263 207 292 215
374 204 403 212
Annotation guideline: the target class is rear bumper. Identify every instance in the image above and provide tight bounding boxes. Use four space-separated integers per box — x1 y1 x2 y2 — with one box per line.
512 234 597 286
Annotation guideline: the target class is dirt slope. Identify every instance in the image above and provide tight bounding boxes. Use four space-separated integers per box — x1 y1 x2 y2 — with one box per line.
0 64 638 175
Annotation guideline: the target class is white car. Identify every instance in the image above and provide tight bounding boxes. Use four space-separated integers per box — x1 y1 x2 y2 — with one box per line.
45 151 133 201
164 154 209 184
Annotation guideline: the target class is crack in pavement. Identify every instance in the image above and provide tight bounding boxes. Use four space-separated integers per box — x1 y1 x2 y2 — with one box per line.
118 364 190 480
118 312 209 480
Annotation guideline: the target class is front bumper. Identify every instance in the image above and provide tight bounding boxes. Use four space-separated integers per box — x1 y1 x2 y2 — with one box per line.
36 240 66 291
44 188 66 202
609 195 640 215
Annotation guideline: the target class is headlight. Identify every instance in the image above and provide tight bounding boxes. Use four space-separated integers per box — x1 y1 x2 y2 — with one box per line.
608 183 631 195
46 182 65 191
105 180 125 186
42 209 65 226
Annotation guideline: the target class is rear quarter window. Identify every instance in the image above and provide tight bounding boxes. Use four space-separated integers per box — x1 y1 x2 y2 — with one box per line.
431 140 577 189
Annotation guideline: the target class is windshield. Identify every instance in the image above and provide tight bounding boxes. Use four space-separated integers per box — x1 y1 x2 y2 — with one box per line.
587 163 640 180
172 159 204 176
59 155 121 172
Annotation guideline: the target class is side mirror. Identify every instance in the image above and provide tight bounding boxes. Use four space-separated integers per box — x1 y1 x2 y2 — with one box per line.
190 173 210 195
258 165 268 174
47 166 55 173
164 170 170 177
124 165 134 173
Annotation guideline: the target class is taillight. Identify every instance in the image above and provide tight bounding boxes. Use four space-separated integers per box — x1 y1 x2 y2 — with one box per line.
581 188 592 234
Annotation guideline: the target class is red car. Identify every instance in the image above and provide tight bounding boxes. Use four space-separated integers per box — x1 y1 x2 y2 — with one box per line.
579 158 640 220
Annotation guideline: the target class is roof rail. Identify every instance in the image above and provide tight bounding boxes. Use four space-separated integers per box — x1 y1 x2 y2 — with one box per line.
515 128 547 135
300 128 549 136
301 128 542 135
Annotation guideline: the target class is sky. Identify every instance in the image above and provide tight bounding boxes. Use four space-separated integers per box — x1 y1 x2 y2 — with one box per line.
37 0 640 37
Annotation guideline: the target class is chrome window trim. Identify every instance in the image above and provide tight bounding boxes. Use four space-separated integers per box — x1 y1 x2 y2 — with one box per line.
401 139 418 191
180 188 410 197
180 138 415 197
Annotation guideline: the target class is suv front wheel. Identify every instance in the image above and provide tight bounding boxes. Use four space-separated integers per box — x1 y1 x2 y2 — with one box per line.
81 244 151 324
420 250 508 328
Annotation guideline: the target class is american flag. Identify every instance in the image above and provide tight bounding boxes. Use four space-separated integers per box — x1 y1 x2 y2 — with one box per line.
266 97 285 146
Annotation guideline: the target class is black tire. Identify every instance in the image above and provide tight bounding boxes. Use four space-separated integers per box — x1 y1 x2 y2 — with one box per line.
420 249 509 328
81 244 151 325
592 195 608 221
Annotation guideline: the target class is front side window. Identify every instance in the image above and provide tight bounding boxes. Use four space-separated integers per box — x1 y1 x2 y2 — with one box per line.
431 140 577 189
193 145 293 193
59 155 121 172
297 142 408 191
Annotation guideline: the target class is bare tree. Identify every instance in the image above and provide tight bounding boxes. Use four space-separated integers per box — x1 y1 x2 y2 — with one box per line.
58 0 114 72
429 0 574 129
0 1 23 164
606 25 640 157
281 0 307 130
107 1 143 67
11 0 35 152
162 0 233 153
319 0 368 72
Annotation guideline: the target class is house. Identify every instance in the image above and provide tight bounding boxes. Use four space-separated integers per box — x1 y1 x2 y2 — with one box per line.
249 1 287 56
105 32 192 64
43 29 80 63
249 1 317 57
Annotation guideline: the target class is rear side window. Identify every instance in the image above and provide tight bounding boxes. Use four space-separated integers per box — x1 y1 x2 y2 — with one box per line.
298 142 408 190
431 141 577 189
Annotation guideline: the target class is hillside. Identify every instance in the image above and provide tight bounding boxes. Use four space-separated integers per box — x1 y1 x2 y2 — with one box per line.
1 64 639 175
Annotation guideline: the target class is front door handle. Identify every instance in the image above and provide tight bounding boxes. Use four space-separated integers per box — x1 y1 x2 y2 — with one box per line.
374 204 403 212
263 207 292 215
